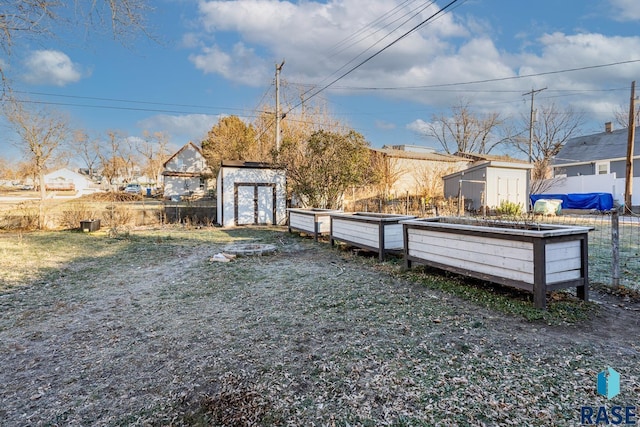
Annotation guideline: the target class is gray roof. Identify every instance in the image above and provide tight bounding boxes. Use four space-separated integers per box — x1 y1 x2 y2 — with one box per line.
553 126 640 165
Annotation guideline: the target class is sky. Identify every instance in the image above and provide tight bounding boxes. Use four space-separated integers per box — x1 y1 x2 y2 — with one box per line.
2 0 640 163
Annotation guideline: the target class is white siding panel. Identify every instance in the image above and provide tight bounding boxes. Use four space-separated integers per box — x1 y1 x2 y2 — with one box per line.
332 219 379 248
407 229 534 283
547 269 581 283
383 224 404 249
408 246 534 283
545 241 582 282
317 216 332 234
408 229 533 262
289 213 315 233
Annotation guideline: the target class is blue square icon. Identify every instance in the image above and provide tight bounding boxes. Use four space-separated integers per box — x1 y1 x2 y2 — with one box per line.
597 367 620 399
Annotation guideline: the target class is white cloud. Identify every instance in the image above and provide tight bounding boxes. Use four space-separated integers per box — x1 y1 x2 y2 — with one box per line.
137 113 221 143
191 0 466 84
609 0 640 21
188 0 640 132
406 119 430 134
22 50 85 86
189 42 268 86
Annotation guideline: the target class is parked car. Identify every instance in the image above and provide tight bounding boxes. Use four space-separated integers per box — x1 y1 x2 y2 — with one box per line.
124 183 142 194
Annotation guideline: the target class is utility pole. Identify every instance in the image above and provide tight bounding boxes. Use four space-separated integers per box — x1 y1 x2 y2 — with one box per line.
523 87 547 163
625 80 636 213
275 60 285 152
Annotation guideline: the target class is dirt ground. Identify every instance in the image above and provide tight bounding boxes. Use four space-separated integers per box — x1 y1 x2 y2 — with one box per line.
0 227 639 426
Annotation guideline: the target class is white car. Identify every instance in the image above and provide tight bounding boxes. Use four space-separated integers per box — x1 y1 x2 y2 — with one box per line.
124 184 142 194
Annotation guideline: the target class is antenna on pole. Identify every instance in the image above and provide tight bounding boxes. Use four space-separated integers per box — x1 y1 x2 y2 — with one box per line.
275 60 285 153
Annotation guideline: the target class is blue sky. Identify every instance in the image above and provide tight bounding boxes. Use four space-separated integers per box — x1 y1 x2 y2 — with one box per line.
2 0 640 162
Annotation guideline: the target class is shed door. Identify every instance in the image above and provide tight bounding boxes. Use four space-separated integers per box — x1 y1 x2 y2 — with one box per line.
497 177 520 205
234 183 276 225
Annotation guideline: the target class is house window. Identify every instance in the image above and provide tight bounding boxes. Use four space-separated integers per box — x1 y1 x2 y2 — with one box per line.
596 162 609 175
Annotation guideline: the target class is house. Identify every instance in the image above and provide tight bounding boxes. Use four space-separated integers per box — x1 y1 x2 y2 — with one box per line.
369 145 469 198
162 142 213 199
552 124 640 178
443 159 533 212
216 161 287 227
43 168 101 196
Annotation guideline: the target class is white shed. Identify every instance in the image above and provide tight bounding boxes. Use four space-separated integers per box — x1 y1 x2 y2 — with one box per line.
216 161 287 227
443 160 532 212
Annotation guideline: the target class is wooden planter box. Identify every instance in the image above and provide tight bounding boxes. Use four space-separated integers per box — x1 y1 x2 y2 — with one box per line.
287 208 341 241
401 217 591 309
330 212 416 261
80 219 101 233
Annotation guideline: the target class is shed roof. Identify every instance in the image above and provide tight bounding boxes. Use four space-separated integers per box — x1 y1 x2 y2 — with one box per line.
553 126 640 166
220 160 281 169
443 160 532 180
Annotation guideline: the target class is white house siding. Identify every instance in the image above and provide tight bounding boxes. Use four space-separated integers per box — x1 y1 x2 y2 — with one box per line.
217 165 286 228
406 228 535 283
164 176 203 199
162 142 211 198
545 240 582 283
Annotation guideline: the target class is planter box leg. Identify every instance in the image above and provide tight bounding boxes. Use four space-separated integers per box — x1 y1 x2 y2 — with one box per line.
534 284 546 309
577 283 588 302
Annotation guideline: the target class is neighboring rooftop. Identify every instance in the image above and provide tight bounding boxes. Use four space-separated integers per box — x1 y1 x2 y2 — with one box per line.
553 125 640 165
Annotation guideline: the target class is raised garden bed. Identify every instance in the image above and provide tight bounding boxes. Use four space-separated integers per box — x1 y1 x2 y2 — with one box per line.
287 208 341 241
330 212 416 261
401 217 591 309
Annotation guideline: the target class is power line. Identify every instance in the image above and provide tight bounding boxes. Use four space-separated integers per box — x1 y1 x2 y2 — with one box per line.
322 58 640 91
288 0 463 114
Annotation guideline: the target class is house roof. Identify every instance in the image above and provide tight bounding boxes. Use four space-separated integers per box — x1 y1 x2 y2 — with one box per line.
370 147 464 162
553 126 640 166
162 141 204 168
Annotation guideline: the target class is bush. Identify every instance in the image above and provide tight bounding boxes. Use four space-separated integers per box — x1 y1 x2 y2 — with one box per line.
60 203 97 230
496 200 523 217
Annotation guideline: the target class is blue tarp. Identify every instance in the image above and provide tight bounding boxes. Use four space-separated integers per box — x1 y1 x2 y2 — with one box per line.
530 193 614 211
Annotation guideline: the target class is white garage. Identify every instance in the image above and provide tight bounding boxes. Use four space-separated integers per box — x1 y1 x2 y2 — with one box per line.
216 161 287 227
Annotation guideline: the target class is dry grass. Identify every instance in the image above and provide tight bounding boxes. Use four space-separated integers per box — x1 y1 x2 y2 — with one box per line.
0 226 638 426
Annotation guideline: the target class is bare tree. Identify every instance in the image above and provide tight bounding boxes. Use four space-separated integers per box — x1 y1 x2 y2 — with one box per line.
136 130 170 186
414 162 460 202
613 103 639 129
368 151 406 199
509 103 584 182
423 100 505 155
70 130 100 178
4 99 69 226
98 130 131 189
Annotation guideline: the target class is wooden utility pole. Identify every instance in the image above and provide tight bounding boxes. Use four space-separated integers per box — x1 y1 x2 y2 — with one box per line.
275 60 285 152
523 87 547 163
624 80 636 212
